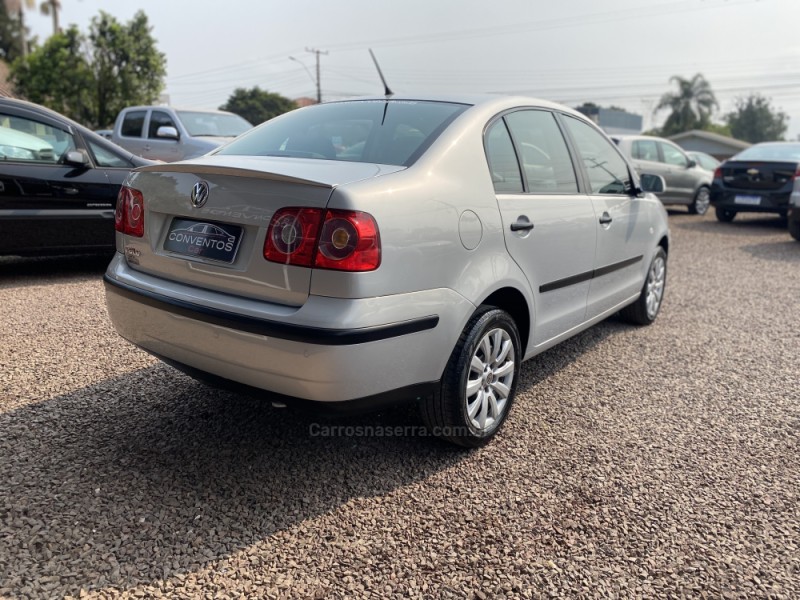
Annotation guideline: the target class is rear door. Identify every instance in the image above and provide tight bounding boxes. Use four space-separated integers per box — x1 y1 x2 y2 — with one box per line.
487 109 596 346
115 109 148 157
561 116 653 317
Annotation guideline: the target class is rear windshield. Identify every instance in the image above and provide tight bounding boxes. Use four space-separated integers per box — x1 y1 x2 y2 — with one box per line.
215 100 470 166
733 143 800 162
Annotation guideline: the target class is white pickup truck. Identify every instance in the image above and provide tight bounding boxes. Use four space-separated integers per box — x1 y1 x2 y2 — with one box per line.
110 106 252 162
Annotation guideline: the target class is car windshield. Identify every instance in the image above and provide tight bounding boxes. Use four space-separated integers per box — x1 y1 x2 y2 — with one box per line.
734 143 800 162
176 111 252 137
215 100 470 166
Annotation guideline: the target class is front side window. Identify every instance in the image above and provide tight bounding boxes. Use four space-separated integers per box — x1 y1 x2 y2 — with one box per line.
148 110 177 138
88 140 132 168
632 139 659 162
563 116 631 195
660 142 688 167
485 119 523 193
217 100 469 167
121 111 146 138
504 110 578 193
0 113 75 163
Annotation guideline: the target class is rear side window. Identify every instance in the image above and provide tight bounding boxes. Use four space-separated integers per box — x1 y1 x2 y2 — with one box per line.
504 110 578 193
120 111 146 138
148 110 176 138
563 116 632 195
485 119 523 193
88 140 132 168
217 100 469 166
632 139 659 162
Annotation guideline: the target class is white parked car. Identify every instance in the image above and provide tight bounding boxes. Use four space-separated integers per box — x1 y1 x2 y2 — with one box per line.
105 95 670 446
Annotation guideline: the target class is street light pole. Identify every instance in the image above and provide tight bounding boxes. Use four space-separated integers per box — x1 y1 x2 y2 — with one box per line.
305 47 328 104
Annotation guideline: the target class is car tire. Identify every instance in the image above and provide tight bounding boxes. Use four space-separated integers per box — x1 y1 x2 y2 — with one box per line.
715 207 736 222
620 247 667 326
421 306 521 448
688 186 711 215
789 217 800 241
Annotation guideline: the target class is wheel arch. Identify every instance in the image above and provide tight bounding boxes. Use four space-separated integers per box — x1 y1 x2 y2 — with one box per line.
478 286 531 354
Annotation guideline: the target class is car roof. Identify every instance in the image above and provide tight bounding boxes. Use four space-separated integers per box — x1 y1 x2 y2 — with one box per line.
122 105 240 115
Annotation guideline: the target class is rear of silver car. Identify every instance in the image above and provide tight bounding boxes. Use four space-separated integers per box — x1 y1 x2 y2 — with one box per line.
104 155 473 402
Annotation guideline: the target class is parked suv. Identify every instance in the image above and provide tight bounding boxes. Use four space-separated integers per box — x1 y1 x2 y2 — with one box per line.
612 135 712 215
111 106 252 162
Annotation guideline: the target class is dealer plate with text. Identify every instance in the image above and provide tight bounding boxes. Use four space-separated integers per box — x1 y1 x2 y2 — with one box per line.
734 195 761 206
164 218 243 263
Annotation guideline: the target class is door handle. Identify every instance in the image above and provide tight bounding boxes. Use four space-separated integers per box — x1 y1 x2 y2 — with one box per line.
599 212 613 225
510 220 534 232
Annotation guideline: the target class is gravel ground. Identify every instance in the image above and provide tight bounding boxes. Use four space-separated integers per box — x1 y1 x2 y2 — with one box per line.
1 211 798 599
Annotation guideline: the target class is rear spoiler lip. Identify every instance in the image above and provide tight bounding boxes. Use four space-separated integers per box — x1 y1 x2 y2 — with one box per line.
134 162 333 188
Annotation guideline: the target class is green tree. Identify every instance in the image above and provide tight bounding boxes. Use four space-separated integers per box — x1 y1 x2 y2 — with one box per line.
220 87 296 125
89 10 166 128
725 94 787 143
7 25 93 123
655 74 718 136
0 0 32 61
10 10 166 128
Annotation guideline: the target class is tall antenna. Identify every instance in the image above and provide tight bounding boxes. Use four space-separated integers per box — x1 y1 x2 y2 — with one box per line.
369 49 393 97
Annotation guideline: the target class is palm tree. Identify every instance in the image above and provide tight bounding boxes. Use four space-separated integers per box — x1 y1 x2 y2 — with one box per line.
3 0 34 57
39 0 59 35
655 74 718 136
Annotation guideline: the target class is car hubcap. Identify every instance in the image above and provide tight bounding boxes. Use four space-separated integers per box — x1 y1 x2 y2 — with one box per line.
645 255 666 319
695 189 710 214
465 328 515 432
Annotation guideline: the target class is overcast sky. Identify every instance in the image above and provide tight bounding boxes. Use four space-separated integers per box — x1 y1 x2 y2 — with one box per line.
25 0 800 137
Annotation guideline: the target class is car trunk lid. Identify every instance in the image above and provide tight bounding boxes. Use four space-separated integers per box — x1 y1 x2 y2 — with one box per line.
719 161 798 191
122 156 404 306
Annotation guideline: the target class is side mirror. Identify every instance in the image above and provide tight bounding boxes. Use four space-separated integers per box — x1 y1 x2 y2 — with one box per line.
64 150 89 166
156 125 179 140
638 173 666 194
687 158 697 169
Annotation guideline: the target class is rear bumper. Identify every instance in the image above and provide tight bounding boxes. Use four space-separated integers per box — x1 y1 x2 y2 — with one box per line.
710 188 791 214
104 254 474 402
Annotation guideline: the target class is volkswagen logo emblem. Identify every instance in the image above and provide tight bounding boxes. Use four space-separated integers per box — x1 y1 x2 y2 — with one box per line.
190 181 210 208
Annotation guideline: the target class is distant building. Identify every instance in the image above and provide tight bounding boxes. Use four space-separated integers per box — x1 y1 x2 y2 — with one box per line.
668 130 751 161
575 105 642 135
294 97 317 108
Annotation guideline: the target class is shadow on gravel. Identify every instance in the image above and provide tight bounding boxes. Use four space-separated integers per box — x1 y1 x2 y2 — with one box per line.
0 254 111 287
0 314 626 596
739 240 800 263
672 213 788 236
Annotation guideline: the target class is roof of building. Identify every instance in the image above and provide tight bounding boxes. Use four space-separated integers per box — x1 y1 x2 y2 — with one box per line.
668 129 751 150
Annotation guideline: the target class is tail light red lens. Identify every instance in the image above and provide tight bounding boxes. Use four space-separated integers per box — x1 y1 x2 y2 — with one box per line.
263 207 381 271
315 210 380 271
713 166 722 180
264 207 323 267
115 186 145 238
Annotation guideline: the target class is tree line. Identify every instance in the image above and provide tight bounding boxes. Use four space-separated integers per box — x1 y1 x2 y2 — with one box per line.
1 5 790 142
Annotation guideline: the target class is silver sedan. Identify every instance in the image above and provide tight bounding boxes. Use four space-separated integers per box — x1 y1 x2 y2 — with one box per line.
105 95 670 446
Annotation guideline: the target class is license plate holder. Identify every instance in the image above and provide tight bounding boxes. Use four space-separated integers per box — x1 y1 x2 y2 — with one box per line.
734 195 761 206
164 218 243 263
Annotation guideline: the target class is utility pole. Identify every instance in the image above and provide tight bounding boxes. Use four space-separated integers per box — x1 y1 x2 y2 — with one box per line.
305 47 328 104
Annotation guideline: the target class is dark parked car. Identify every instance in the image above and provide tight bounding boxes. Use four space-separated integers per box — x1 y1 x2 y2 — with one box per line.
0 97 152 256
710 142 800 223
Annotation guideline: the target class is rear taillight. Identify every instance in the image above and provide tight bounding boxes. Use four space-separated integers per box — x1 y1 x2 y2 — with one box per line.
115 186 145 238
264 208 381 271
713 166 722 180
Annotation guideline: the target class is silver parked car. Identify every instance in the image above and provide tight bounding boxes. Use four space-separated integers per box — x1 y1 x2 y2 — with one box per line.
105 95 670 447
613 134 713 215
